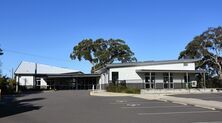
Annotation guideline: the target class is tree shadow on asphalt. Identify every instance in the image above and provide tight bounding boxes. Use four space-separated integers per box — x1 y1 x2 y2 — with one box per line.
0 96 44 118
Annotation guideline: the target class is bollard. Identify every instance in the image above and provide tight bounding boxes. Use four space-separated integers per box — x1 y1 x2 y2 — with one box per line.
92 85 94 91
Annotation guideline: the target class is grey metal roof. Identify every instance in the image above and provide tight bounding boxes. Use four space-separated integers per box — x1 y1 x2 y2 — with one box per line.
15 61 81 75
106 59 200 68
47 74 100 78
136 69 205 73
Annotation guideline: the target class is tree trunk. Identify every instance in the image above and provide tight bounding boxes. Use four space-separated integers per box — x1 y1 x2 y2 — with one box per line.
217 63 222 80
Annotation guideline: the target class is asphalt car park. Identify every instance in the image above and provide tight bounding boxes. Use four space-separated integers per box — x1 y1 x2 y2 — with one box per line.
0 91 222 123
171 93 222 102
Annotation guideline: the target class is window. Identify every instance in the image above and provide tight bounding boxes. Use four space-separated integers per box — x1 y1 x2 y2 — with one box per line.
184 74 190 83
170 73 173 88
145 73 155 89
163 73 169 88
36 78 41 86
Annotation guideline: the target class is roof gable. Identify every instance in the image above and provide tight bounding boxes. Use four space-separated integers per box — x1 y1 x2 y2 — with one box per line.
15 61 80 75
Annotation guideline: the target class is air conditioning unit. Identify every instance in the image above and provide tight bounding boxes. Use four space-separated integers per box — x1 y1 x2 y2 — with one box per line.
191 81 197 87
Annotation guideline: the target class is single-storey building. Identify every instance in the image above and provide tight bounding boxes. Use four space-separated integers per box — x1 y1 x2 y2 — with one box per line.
15 61 100 91
15 59 205 91
97 59 205 89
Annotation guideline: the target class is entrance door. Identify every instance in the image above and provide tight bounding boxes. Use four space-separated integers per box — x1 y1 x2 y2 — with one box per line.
145 73 155 89
112 72 119 84
163 73 173 89
35 77 41 89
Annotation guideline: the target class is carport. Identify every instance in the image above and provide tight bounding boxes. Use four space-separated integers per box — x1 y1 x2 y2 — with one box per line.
46 74 100 90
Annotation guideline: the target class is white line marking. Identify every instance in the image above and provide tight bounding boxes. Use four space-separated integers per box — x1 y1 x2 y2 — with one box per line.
116 100 127 103
193 121 222 123
138 110 220 115
126 104 141 107
110 101 166 104
121 105 188 109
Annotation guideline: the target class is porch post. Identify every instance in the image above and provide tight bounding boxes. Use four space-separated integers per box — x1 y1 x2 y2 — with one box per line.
186 72 189 89
99 77 102 90
168 72 170 89
203 72 206 88
149 72 151 89
16 75 20 93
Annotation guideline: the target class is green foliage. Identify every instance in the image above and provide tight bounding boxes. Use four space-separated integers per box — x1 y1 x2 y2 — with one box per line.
179 26 222 79
124 87 141 94
0 76 16 95
106 84 140 94
70 38 137 73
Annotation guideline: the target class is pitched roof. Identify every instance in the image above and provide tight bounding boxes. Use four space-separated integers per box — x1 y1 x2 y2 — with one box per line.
95 59 200 74
15 61 81 75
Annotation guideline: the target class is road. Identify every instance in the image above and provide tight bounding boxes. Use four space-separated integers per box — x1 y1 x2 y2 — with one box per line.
0 90 222 123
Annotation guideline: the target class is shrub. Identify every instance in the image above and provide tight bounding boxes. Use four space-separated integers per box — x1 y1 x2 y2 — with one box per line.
124 87 140 94
106 84 140 94
0 76 16 95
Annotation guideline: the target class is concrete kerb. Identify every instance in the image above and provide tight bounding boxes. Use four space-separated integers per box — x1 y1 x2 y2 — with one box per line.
90 90 140 97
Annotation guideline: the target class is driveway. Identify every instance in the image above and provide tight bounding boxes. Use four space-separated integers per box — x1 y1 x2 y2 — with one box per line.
1 90 222 123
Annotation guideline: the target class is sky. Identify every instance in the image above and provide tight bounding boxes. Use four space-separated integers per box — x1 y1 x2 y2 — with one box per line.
0 0 222 77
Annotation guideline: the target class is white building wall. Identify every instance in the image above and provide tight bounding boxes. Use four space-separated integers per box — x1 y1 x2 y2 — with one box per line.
16 76 48 87
18 76 34 86
109 63 195 81
40 78 47 86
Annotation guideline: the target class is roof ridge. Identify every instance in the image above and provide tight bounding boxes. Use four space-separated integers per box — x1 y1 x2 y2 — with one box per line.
21 61 76 71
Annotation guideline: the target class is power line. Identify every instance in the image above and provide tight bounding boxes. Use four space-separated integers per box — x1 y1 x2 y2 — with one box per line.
2 49 72 62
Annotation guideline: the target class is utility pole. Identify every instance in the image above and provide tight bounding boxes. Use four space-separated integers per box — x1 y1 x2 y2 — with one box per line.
11 68 14 79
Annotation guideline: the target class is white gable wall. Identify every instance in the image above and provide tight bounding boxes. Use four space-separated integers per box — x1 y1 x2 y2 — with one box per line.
16 75 48 88
40 78 47 86
17 76 34 86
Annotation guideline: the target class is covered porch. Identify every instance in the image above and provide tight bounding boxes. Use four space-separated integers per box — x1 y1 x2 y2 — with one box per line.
43 74 100 90
136 69 205 89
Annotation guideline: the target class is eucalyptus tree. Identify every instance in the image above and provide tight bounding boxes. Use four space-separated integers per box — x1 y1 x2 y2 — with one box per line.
70 38 137 73
179 26 222 79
